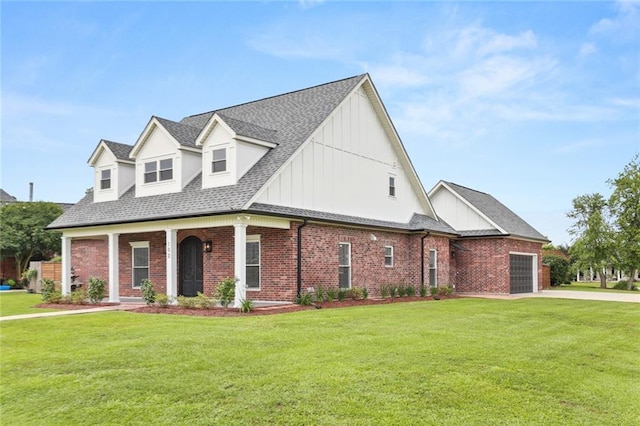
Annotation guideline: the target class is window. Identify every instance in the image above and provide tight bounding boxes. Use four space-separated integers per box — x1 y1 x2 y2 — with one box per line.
159 159 173 181
339 242 351 289
131 242 149 288
212 148 226 173
389 176 396 197
429 249 437 288
100 169 111 190
144 159 173 183
246 237 260 289
384 246 394 267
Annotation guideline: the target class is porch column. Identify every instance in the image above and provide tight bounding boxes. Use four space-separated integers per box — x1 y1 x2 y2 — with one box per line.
107 233 120 302
166 229 178 300
233 217 249 308
61 235 71 296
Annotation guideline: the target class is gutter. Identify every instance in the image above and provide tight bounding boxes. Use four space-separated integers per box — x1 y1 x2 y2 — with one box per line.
296 219 308 298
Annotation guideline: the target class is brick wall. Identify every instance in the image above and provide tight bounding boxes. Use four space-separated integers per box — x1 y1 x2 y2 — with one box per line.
0 259 18 282
71 239 108 286
452 238 543 294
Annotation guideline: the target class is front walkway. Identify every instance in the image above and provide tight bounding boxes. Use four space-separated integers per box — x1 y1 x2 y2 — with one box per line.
0 303 146 322
466 290 639 303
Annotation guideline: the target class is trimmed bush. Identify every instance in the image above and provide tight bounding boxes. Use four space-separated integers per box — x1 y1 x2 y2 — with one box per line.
87 277 106 304
155 294 173 308
140 279 156 306
214 277 236 308
41 278 57 302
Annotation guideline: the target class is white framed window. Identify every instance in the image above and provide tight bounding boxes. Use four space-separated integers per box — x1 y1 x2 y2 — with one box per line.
246 235 260 289
388 176 396 197
384 246 394 267
144 159 173 183
130 241 149 288
100 169 111 190
212 148 227 173
339 242 351 289
429 249 437 287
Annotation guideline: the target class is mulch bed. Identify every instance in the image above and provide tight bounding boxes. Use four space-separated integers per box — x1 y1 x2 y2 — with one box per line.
38 296 457 317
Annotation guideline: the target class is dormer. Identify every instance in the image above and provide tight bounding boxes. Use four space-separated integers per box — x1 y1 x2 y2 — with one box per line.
195 113 278 188
87 140 135 203
129 117 202 198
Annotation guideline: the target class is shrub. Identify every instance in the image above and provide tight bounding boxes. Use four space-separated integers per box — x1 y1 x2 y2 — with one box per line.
214 277 236 308
41 278 57 302
420 286 428 297
361 286 369 300
195 292 214 309
543 254 571 286
87 277 106 304
238 298 254 313
177 296 198 309
140 279 157 306
6 279 16 288
46 290 63 304
315 287 326 302
405 285 416 297
438 285 454 296
380 285 390 299
337 289 348 301
325 287 338 301
430 286 439 297
347 287 365 300
70 289 87 304
155 294 173 308
296 292 314 306
613 281 638 291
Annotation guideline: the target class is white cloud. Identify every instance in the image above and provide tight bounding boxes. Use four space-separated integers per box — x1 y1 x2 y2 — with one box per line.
453 26 537 58
579 42 597 57
589 0 640 40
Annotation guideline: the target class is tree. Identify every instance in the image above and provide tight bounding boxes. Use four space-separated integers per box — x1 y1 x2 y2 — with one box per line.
542 254 571 286
0 202 63 277
608 155 640 289
567 193 615 289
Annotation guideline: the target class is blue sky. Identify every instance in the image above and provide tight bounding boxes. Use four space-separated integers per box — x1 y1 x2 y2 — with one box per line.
2 1 638 246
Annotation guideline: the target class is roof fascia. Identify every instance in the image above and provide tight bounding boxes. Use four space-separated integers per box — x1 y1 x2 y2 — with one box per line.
87 140 134 166
236 135 277 148
129 117 182 159
360 75 439 220
195 113 232 147
437 181 508 235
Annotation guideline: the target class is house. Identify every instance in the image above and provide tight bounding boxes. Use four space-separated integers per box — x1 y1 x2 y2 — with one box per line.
429 181 548 294
48 74 547 305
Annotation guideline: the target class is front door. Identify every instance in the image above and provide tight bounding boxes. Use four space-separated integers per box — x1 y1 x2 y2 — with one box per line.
180 236 203 297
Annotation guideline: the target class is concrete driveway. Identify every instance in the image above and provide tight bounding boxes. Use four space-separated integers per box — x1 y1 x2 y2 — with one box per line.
517 290 640 303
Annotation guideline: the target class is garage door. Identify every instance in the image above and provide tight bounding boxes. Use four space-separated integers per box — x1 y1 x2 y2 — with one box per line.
510 254 533 294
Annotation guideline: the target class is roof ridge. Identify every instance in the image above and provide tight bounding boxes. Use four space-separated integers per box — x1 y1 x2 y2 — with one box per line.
154 115 200 129
446 181 492 197
181 74 368 122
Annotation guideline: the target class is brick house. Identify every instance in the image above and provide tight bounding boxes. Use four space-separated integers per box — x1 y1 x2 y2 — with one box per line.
48 74 546 305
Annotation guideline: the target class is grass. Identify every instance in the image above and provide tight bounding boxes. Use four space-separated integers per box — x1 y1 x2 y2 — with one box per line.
552 281 638 293
1 298 639 425
0 291 58 316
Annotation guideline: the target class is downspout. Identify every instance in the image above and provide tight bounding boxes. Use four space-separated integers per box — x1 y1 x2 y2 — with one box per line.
296 219 308 298
420 232 430 294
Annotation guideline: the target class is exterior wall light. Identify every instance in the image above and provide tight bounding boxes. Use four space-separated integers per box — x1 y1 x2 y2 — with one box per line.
204 240 213 253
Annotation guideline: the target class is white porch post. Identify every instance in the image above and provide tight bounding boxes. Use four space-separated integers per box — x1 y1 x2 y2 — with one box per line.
166 229 178 300
108 233 120 302
61 235 71 296
233 217 249 308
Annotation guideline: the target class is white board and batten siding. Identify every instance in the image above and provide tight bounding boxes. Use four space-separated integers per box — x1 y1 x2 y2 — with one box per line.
255 87 428 224
430 188 493 231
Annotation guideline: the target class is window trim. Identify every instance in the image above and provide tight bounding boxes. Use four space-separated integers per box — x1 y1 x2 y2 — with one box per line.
100 169 112 190
429 249 437 288
130 241 150 289
246 235 260 290
388 176 396 197
339 242 351 289
144 158 174 184
212 148 227 174
384 245 394 267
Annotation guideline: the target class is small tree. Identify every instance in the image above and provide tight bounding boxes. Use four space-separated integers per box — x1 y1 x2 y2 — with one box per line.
608 155 640 289
542 254 571 286
0 202 63 276
567 194 615 289
140 279 156 306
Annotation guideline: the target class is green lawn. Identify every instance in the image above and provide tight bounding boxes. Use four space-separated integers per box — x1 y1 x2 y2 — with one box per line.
0 291 58 316
1 298 638 425
552 281 638 293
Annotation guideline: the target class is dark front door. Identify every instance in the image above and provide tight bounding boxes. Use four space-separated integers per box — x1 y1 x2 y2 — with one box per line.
180 236 203 297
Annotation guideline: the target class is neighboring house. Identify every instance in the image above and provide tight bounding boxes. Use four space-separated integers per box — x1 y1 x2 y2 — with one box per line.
48 74 547 305
429 181 548 294
0 189 18 205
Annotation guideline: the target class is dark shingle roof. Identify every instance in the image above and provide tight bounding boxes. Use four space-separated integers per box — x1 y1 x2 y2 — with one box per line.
217 113 278 144
50 75 376 230
0 189 17 202
444 182 548 241
101 140 133 161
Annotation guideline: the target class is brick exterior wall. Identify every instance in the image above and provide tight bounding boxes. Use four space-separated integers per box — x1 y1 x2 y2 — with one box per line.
71 239 108 287
451 238 543 294
0 259 18 282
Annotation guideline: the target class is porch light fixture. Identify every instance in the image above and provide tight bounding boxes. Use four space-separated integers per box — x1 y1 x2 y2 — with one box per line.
204 240 213 253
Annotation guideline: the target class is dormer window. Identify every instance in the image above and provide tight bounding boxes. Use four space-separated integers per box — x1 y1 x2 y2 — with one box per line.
144 159 173 183
212 148 226 173
100 169 111 190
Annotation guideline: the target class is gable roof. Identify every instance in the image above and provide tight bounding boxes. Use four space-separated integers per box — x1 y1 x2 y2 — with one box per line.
432 181 548 241
0 189 18 203
87 140 134 165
